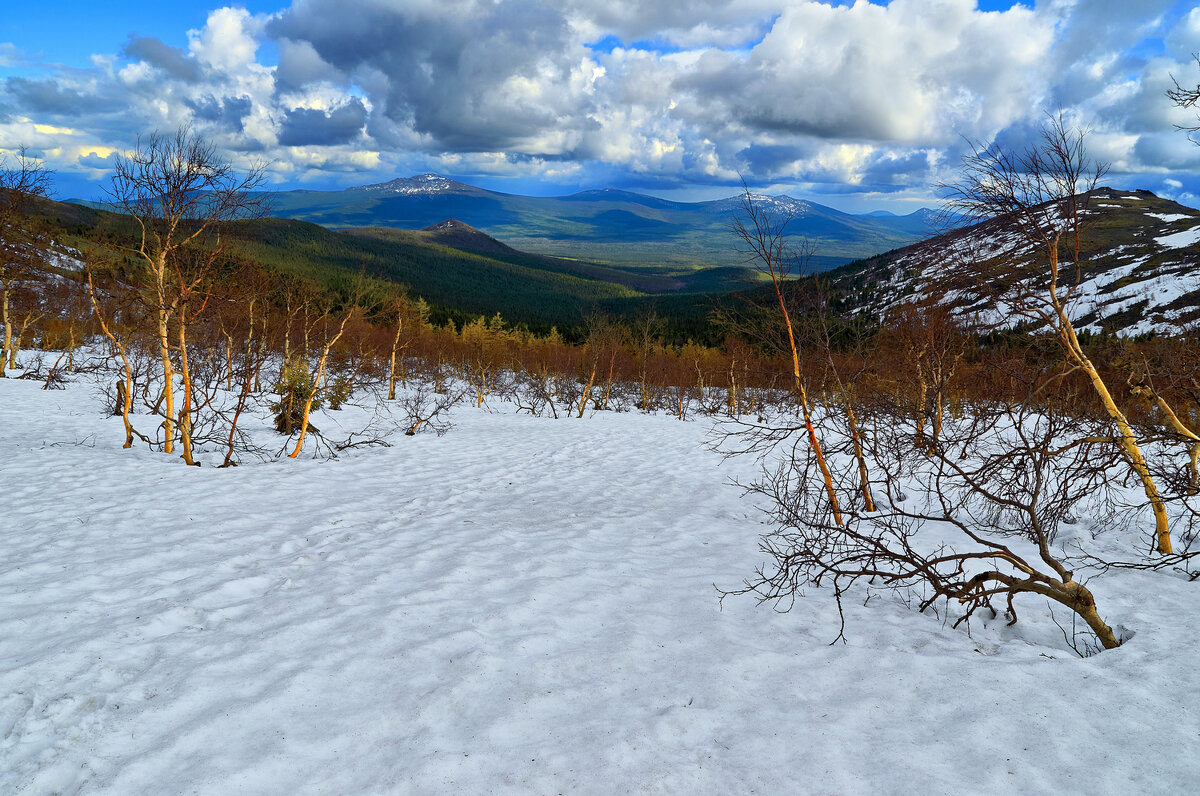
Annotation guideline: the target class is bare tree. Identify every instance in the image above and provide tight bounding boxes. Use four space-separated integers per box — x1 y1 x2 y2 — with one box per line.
886 302 970 448
108 126 266 461
940 116 1183 555
0 147 52 378
287 303 357 458
727 380 1126 653
731 188 842 525
86 252 140 448
1168 53 1200 141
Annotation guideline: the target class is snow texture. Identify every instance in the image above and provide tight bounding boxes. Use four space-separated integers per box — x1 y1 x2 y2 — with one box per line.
1154 225 1200 250
2 375 1198 794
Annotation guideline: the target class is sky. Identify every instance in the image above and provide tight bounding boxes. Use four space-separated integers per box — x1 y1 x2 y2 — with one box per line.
3 0 1200 213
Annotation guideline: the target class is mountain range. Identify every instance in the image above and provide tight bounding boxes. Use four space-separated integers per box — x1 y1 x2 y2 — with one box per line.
60 177 1200 339
262 174 940 272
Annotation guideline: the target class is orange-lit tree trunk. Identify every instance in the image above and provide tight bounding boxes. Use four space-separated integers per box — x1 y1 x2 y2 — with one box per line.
942 117 1174 553
733 189 842 525
387 303 406 401
87 269 135 449
289 309 353 458
176 300 198 466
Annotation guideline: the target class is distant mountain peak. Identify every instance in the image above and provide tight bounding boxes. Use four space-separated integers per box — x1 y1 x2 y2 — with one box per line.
352 174 465 194
710 193 813 216
753 193 811 213
420 218 516 256
424 218 470 232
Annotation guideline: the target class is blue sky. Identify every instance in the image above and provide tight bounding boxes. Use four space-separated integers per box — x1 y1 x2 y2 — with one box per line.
0 2 281 69
3 1 1200 212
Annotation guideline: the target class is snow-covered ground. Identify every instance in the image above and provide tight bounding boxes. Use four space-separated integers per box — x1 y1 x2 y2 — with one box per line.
2 374 1199 794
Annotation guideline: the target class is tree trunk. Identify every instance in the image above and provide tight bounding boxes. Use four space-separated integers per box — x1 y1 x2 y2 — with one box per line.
87 271 135 448
289 311 351 458
1060 321 1171 553
387 313 403 401
0 283 10 378
224 331 234 391
222 336 263 467
67 323 76 371
577 363 597 418
157 310 176 453
1065 580 1120 651
799 382 843 526
769 275 842 526
153 255 177 454
845 402 875 512
727 359 739 416
601 351 616 410
177 308 197 466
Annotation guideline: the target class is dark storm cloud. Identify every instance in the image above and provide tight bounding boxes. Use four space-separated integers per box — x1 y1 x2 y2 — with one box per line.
737 142 810 173
185 95 253 132
274 38 343 90
859 150 934 186
278 100 368 147
123 36 204 83
1134 132 1200 170
268 0 591 153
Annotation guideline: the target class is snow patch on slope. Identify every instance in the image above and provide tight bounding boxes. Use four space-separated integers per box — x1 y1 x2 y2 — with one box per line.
1154 226 1200 249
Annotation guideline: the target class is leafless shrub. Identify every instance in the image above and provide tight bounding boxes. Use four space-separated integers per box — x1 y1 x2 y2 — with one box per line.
723 382 1147 653
400 380 463 436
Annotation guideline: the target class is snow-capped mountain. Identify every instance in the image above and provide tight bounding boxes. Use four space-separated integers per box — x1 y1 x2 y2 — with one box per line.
830 188 1200 336
350 173 471 194
708 194 814 216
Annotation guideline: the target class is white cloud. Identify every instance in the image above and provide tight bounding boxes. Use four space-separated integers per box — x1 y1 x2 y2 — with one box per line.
188 7 261 74
1 0 1199 199
0 43 23 67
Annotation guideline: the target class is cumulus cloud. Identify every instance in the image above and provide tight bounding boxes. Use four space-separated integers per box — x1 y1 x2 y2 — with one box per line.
185 94 253 132
268 0 595 153
123 36 203 83
188 7 262 73
2 0 1200 202
5 77 111 115
278 100 367 146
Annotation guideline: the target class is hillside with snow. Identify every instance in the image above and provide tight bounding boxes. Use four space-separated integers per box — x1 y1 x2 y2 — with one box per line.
2 370 1198 794
832 188 1200 336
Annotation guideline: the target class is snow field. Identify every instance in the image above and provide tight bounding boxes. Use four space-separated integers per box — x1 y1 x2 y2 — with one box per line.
2 374 1199 794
